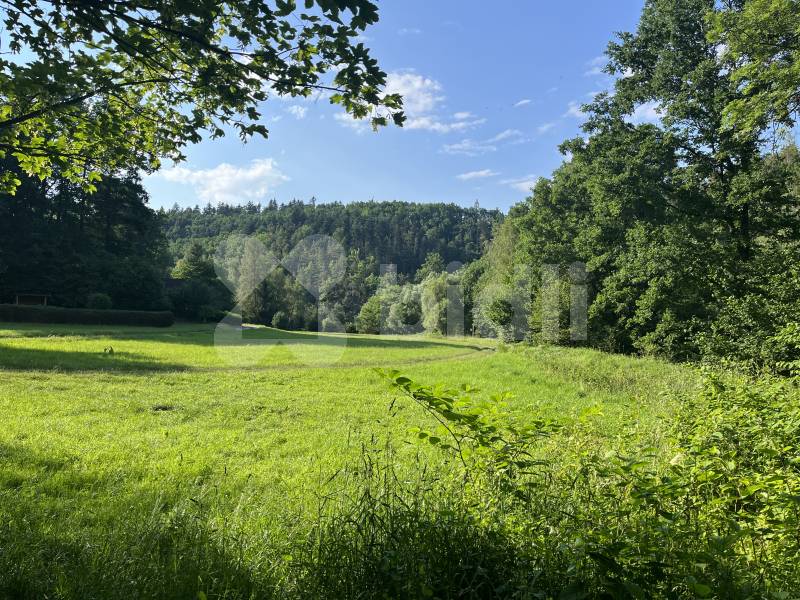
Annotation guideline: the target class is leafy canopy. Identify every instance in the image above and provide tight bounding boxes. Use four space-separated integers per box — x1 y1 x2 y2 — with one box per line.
0 0 404 193
711 0 800 138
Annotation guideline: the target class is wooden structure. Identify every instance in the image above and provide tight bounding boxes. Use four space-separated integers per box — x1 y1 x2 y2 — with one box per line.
14 293 49 306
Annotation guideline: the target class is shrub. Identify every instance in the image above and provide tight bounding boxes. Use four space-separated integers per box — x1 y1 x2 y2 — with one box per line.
356 296 381 334
168 280 212 320
0 304 174 327
167 278 232 322
271 311 289 330
197 304 224 324
86 293 113 310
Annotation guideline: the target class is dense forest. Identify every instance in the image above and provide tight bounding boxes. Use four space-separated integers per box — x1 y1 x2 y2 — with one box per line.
1 0 798 369
160 201 499 330
0 160 168 310
162 200 500 275
0 181 501 331
471 0 800 370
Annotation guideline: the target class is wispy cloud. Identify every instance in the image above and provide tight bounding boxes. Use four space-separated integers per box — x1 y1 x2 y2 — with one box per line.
398 27 422 35
487 129 524 143
158 159 289 204
442 129 525 156
456 169 499 181
286 105 307 119
584 55 606 77
406 115 486 133
564 100 586 119
536 122 557 134
334 112 370 134
513 99 532 108
501 174 539 193
441 139 495 156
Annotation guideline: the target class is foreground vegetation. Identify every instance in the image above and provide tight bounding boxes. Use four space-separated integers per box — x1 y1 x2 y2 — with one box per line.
3 323 798 597
0 322 706 598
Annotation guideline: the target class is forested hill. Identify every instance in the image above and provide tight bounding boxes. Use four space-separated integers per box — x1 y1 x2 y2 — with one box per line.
161 200 502 275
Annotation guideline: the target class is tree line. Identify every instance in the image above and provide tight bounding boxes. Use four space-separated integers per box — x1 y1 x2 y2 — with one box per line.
469 0 800 369
161 201 499 332
2 0 799 370
161 200 500 275
0 160 168 310
0 175 501 335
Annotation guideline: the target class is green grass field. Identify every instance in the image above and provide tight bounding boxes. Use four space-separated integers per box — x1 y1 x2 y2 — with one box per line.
0 323 697 598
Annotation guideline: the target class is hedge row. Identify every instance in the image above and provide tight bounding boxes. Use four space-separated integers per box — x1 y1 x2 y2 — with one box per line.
0 304 175 327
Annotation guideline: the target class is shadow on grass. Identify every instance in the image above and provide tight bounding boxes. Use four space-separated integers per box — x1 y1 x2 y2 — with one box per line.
0 345 187 373
0 323 490 352
0 440 540 600
0 440 268 599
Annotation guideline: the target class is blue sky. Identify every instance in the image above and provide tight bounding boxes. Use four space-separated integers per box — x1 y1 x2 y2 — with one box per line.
143 1 647 212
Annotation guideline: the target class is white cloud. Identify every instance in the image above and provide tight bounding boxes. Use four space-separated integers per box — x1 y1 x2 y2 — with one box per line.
442 129 525 156
456 169 499 181
385 71 444 115
564 101 586 119
441 139 495 156
333 112 371 134
537 122 557 134
513 99 532 108
398 27 422 35
584 55 606 77
405 115 486 133
336 70 485 135
487 129 523 143
501 174 539 193
158 159 289 203
629 100 662 124
286 105 308 119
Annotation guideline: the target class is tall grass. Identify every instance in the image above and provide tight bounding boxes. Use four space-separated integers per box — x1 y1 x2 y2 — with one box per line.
291 369 800 598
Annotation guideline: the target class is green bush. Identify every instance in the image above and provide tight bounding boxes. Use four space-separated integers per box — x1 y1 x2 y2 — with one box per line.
0 304 174 327
168 280 212 320
356 295 381 334
86 293 113 310
271 310 289 330
346 369 800 598
196 304 224 324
